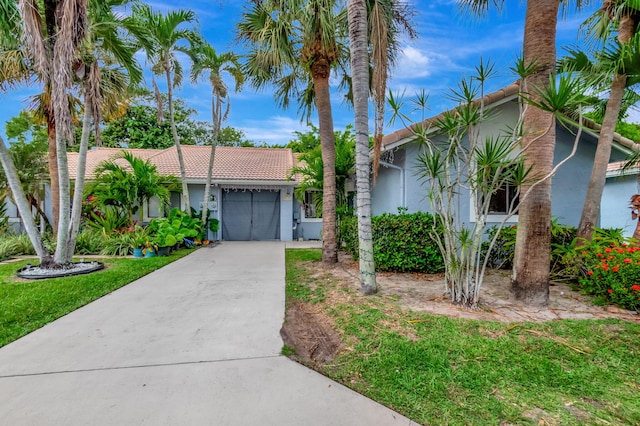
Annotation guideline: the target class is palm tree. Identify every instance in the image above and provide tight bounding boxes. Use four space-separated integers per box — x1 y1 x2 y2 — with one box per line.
289 126 356 213
133 4 200 212
64 0 143 260
348 0 376 294
576 1 640 242
2 0 87 266
238 0 347 263
190 42 244 224
460 0 589 306
90 151 175 227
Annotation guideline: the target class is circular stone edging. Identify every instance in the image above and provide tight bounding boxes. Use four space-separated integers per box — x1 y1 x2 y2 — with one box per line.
17 261 105 280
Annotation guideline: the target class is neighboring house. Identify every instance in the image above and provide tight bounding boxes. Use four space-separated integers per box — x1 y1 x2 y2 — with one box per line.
66 146 308 241
373 83 639 232
602 161 639 236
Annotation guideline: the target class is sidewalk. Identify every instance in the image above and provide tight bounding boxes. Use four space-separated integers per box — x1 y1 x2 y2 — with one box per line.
0 242 416 425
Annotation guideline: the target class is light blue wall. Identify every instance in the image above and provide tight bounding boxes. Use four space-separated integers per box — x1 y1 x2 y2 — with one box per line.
280 189 293 241
372 99 629 229
293 198 322 240
602 175 638 237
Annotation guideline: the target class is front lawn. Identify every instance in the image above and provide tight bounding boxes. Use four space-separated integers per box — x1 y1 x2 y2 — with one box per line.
0 251 191 348
285 249 640 425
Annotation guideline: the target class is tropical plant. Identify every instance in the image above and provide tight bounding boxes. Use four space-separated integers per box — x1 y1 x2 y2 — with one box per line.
0 195 8 234
148 208 204 248
288 126 355 216
568 1 640 242
1 113 49 228
459 0 590 306
190 41 244 223
133 4 201 211
88 150 178 227
238 0 349 264
389 66 589 307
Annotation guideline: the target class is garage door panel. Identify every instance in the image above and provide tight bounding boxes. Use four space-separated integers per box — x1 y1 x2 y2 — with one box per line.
222 190 280 241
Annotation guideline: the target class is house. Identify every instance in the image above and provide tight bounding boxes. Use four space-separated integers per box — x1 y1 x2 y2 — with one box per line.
602 161 639 236
4 145 325 241
373 83 640 233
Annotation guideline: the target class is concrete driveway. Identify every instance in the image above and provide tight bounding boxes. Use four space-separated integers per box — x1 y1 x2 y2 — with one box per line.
0 242 416 425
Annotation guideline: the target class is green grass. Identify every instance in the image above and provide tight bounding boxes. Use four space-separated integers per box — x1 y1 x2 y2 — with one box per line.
285 248 326 303
285 249 640 425
0 250 191 348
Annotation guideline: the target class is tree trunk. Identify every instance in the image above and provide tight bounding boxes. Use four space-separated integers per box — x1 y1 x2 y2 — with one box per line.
0 136 51 262
66 94 93 260
348 0 376 294
45 105 60 236
312 62 338 264
202 92 220 225
166 67 190 211
53 124 71 264
511 0 560 306
577 14 636 242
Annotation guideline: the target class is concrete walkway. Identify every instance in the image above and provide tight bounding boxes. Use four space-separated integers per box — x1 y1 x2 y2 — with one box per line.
0 242 416 425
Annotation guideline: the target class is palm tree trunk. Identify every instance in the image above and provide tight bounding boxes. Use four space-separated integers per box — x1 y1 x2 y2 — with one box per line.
577 14 636 242
312 65 338 264
202 93 220 225
511 0 560 306
66 94 93 260
0 136 52 263
46 106 60 237
348 0 376 294
166 67 190 211
53 125 72 264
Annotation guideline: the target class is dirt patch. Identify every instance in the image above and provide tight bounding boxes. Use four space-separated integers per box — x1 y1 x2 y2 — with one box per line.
322 252 640 324
280 299 342 367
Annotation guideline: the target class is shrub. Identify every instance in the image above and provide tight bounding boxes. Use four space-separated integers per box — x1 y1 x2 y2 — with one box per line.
100 233 136 256
482 221 616 279
75 230 108 255
579 240 640 311
340 211 444 273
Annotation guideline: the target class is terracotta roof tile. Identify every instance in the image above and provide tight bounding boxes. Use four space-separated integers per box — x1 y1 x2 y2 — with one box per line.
68 146 299 183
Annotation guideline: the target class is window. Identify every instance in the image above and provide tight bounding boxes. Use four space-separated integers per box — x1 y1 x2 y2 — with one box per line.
470 166 520 223
487 182 519 215
301 190 322 221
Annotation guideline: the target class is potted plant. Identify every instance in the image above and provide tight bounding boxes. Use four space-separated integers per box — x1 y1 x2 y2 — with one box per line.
132 226 148 258
142 238 158 258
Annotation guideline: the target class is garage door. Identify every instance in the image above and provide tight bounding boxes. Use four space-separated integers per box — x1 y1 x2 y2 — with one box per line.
221 190 281 240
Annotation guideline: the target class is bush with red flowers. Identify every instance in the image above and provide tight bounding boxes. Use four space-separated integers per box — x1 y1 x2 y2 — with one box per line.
579 241 640 311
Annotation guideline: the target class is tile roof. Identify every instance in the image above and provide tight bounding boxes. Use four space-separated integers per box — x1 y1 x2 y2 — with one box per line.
68 146 299 183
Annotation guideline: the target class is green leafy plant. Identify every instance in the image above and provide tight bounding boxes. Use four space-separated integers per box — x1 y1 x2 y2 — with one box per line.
148 208 204 248
100 233 136 256
341 211 444 273
74 230 108 255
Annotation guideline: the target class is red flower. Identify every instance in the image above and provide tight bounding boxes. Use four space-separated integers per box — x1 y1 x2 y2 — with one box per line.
613 266 619 272
597 253 604 258
605 248 612 253
581 251 588 255
602 264 609 271
608 289 613 293
622 243 628 248
587 270 594 276
632 285 640 291
617 248 625 254
624 258 632 264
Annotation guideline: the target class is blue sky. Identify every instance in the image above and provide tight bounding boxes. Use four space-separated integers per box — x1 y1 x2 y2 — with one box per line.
1 0 603 146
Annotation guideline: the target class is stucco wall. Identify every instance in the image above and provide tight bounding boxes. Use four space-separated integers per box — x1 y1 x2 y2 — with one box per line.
602 175 638 237
372 99 630 230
